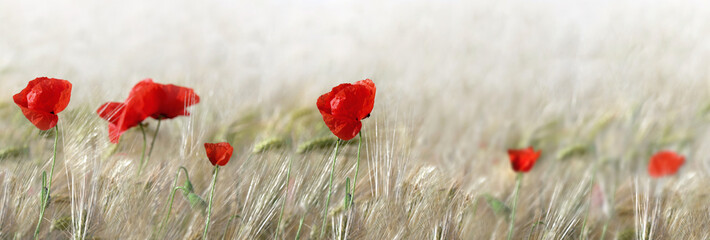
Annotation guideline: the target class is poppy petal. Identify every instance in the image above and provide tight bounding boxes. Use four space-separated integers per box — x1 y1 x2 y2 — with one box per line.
204 142 234 166
19 77 72 113
151 83 200 119
13 77 72 130
322 113 362 141
108 124 121 144
353 79 376 120
17 105 58 130
317 79 376 140
317 83 354 115
648 151 685 178
97 102 126 123
123 79 162 120
330 84 375 120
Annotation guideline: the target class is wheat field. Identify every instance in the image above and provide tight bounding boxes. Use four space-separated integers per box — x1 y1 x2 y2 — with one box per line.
1 0 710 239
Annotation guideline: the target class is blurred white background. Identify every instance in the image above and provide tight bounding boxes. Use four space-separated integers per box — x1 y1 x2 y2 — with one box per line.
1 0 709 149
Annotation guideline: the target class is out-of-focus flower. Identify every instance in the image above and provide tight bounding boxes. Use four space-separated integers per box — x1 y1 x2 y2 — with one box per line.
507 147 541 173
648 151 684 178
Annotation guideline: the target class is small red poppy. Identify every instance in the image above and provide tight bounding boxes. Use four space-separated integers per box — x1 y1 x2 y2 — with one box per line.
648 151 685 178
13 77 72 130
97 79 200 143
507 147 541 173
316 79 376 140
204 142 233 166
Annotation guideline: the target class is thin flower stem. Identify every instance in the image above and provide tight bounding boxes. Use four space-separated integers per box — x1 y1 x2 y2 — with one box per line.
221 215 240 240
158 166 190 237
507 173 523 240
138 124 148 175
320 139 341 238
203 166 220 239
147 119 161 159
275 157 294 240
158 186 189 237
295 214 305 240
349 133 362 208
34 125 59 239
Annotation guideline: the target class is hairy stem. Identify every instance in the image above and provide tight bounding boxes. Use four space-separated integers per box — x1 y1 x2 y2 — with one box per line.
34 125 59 239
147 119 161 160
158 166 190 237
320 139 341 238
295 214 305 240
507 173 523 240
203 166 220 239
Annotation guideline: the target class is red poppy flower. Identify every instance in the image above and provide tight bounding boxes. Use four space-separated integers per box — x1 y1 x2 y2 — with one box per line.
96 79 200 143
507 147 541 173
648 151 685 178
204 142 233 166
316 79 376 140
97 80 159 143
13 77 72 130
147 80 200 119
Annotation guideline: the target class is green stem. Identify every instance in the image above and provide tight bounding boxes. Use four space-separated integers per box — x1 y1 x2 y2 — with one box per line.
275 157 294 240
600 222 608 240
320 139 341 238
147 119 161 160
203 166 220 239
295 214 305 240
526 221 544 240
221 215 240 240
137 124 148 175
349 133 362 208
34 125 59 239
507 173 523 240
158 166 190 237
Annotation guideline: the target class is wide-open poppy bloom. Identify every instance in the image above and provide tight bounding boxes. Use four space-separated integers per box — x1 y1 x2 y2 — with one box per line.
648 151 685 178
316 79 376 140
97 79 199 143
148 80 200 119
204 142 233 166
13 77 72 130
507 147 541 173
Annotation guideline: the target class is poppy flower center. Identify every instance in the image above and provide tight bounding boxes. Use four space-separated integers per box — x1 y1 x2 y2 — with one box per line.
50 111 55 114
